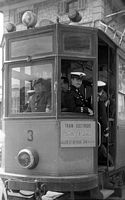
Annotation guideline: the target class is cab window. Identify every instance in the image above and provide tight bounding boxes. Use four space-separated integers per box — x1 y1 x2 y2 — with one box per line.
9 61 53 114
61 59 93 114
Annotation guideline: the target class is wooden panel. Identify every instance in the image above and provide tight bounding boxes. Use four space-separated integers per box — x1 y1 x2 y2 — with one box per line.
63 33 91 55
116 125 125 168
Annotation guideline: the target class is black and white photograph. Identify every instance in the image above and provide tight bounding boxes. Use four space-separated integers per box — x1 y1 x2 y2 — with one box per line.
0 0 125 199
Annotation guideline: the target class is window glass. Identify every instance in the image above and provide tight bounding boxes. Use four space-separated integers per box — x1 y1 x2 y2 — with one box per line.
9 62 52 114
61 59 93 115
118 58 125 120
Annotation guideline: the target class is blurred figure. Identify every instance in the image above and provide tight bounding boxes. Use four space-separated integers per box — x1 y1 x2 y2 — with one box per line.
26 78 51 112
98 86 113 166
61 77 73 112
98 87 109 139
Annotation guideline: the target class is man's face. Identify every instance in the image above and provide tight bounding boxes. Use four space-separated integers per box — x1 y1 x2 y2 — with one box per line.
61 79 68 92
34 82 46 94
98 89 107 101
71 77 82 88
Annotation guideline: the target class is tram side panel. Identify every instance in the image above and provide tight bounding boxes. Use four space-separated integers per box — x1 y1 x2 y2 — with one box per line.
3 119 95 176
116 124 125 169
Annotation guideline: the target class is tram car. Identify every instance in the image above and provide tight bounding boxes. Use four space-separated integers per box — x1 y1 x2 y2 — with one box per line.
1 20 125 200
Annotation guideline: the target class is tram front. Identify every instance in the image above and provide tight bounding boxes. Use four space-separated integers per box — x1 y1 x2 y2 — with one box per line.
0 23 99 198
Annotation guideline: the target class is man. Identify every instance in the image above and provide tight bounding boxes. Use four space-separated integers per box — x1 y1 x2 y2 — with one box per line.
69 70 93 115
98 86 109 139
61 76 73 112
27 78 51 112
98 86 114 166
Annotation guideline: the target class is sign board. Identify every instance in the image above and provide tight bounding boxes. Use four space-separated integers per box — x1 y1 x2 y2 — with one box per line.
61 120 95 147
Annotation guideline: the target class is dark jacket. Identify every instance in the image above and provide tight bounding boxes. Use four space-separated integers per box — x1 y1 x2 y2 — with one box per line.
61 90 74 112
98 100 108 131
27 91 51 112
69 85 90 113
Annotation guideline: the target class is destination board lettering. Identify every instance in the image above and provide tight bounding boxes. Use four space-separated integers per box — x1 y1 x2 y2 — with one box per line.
61 121 95 147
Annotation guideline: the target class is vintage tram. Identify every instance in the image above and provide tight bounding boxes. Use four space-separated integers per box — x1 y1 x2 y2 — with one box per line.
0 21 125 199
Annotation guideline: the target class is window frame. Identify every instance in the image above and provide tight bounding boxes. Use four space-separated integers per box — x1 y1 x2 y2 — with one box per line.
7 58 55 117
58 56 96 119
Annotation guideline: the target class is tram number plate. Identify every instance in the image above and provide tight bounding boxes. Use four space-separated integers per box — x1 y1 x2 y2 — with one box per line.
61 121 95 147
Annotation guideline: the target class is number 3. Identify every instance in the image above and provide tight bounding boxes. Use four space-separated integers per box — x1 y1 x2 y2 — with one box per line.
27 130 33 141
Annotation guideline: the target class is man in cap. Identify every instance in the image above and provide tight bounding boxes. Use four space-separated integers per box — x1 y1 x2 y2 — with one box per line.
98 86 109 138
26 78 51 112
97 85 114 166
69 66 93 115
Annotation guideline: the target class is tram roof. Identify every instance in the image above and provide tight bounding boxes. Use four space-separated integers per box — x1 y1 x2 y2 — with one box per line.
2 22 124 51
1 22 110 37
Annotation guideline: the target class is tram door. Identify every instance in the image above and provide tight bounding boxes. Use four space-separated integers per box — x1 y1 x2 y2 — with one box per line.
98 37 116 167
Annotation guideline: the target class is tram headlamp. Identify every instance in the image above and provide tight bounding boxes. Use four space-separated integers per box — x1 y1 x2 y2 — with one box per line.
68 10 82 23
17 148 39 169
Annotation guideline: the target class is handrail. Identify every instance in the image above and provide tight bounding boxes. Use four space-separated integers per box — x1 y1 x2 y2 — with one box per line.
98 122 101 147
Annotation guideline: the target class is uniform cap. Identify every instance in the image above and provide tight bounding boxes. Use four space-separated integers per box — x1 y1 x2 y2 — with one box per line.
70 62 86 77
27 90 35 94
97 80 106 87
70 71 86 77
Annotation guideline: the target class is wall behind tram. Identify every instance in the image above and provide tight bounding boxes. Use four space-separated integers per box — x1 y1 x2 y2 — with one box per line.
2 0 105 33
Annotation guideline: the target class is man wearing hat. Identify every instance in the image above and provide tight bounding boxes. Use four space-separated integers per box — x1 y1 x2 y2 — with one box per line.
69 63 93 115
26 78 51 112
97 85 114 166
98 86 109 138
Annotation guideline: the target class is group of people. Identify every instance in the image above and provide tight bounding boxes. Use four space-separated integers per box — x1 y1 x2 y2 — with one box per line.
26 69 94 115
25 65 113 166
61 68 113 166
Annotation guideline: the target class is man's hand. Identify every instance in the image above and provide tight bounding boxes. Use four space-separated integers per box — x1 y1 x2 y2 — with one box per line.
104 127 109 137
104 133 109 137
88 108 93 115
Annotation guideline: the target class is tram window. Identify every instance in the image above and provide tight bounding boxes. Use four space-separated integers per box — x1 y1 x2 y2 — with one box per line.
61 59 93 114
9 62 53 114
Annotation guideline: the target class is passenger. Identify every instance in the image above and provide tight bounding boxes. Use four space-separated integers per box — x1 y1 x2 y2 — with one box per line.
98 86 109 139
69 70 93 115
26 78 51 112
109 91 116 118
98 86 113 166
23 89 35 111
61 77 73 112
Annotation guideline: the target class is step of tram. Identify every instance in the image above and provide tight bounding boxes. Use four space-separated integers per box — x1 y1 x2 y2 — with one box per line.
42 191 70 200
100 189 114 199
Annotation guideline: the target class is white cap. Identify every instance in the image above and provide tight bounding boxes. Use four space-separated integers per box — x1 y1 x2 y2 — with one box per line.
70 72 86 76
27 90 35 94
97 81 106 87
